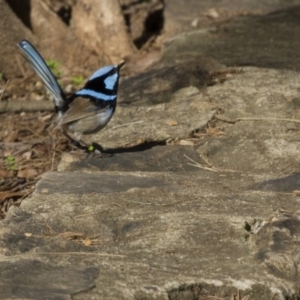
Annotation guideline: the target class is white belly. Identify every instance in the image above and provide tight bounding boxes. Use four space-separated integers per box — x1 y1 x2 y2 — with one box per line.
67 107 114 135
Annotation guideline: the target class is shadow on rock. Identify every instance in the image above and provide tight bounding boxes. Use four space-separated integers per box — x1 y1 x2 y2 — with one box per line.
251 173 300 192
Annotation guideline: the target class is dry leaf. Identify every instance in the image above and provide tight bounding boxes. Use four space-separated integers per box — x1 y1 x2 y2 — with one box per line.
191 18 199 27
22 150 32 160
3 149 14 157
179 140 194 146
32 143 49 156
41 189 49 194
84 238 93 246
55 141 69 151
166 119 178 126
0 169 14 178
0 191 26 200
17 168 38 179
4 130 18 143
205 8 220 19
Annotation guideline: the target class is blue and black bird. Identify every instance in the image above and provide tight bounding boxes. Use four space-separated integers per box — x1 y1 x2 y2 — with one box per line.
17 40 124 151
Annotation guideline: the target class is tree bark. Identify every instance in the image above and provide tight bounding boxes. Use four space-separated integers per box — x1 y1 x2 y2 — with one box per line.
0 0 137 78
72 0 136 64
0 0 35 78
30 0 101 74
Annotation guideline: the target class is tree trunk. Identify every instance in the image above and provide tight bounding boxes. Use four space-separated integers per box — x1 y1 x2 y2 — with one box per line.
0 0 35 79
30 0 101 74
72 0 136 64
0 0 138 79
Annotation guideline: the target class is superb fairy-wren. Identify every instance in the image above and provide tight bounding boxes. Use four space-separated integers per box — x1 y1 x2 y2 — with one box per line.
17 40 124 151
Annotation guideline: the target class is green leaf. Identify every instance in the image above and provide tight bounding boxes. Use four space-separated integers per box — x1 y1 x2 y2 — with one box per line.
71 75 85 86
87 145 95 152
46 59 61 77
5 156 17 171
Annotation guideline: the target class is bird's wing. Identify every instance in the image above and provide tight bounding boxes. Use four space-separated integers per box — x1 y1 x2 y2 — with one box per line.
58 97 109 125
17 40 67 112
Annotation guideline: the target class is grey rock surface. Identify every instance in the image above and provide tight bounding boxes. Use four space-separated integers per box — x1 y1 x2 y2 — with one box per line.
2 2 300 299
87 87 217 148
164 0 300 36
163 4 300 71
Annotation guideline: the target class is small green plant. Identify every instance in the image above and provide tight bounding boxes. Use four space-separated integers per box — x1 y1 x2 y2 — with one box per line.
57 79 64 88
71 75 85 86
46 59 62 77
87 144 95 152
5 156 17 171
0 72 3 80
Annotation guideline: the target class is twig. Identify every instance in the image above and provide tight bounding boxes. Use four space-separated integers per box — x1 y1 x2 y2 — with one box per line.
187 162 219 172
18 180 38 190
0 80 9 101
36 252 126 257
0 100 53 112
270 292 278 300
215 114 300 124
198 152 214 168
50 141 56 171
184 155 239 173
127 200 166 206
280 163 294 172
16 53 27 78
111 120 144 130
74 212 98 219
184 155 219 172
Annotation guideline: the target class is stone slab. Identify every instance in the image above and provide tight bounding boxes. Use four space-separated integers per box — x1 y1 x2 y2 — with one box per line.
164 0 300 34
0 169 299 299
163 5 300 71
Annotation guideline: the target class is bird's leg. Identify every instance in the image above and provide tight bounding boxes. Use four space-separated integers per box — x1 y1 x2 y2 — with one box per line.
88 142 104 153
71 139 89 151
63 132 104 153
63 132 89 151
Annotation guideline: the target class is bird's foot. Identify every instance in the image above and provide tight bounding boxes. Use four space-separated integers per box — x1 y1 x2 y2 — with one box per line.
85 143 113 158
70 139 89 151
85 142 104 153
68 137 112 157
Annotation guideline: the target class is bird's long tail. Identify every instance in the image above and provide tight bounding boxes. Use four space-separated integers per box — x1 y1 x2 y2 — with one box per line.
17 40 67 115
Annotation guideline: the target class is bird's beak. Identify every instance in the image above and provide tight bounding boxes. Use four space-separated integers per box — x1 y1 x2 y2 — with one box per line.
118 61 125 70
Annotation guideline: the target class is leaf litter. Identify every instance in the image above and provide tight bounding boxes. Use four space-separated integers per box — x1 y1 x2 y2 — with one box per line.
0 111 71 219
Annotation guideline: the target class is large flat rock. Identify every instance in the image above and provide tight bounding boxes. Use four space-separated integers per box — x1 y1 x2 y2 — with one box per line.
163 5 300 71
1 169 299 299
2 65 300 299
87 88 217 148
85 66 300 175
3 3 300 299
164 0 300 34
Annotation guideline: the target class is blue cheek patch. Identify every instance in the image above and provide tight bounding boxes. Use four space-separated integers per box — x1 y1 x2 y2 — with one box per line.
104 73 118 90
75 89 116 101
89 66 115 81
